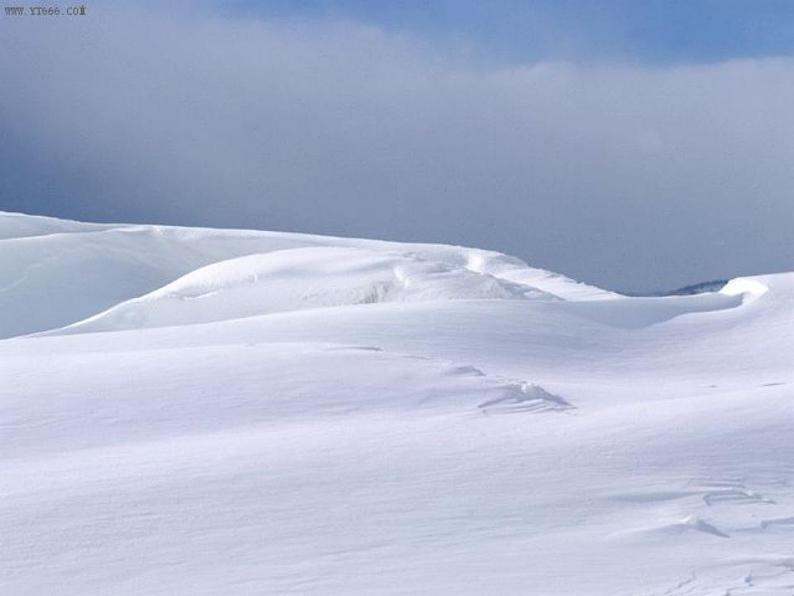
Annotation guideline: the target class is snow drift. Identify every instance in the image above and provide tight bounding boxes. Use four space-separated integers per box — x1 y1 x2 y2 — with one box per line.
51 246 555 334
0 211 611 338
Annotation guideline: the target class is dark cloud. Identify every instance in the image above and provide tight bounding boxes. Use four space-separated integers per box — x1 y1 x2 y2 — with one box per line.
1 7 793 292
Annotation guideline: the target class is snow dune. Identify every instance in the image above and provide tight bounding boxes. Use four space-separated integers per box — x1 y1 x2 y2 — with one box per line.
0 211 611 339
1 212 793 596
51 246 554 334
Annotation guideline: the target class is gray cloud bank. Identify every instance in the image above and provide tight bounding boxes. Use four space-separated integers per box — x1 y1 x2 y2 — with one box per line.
1 7 792 292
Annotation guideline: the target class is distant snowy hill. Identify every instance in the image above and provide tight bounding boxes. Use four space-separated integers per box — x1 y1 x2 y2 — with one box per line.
666 279 729 295
2 212 793 596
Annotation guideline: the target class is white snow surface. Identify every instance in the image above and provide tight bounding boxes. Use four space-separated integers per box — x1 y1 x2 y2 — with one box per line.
2 212 793 595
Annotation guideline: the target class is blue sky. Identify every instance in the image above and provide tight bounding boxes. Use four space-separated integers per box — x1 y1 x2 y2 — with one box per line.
218 0 794 64
1 1 793 292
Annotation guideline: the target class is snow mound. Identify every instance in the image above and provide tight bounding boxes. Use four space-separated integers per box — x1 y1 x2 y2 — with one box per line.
54 247 555 333
0 211 615 338
720 276 771 302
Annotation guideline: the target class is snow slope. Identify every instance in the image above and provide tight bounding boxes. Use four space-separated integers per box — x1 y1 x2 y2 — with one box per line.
1 212 793 595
